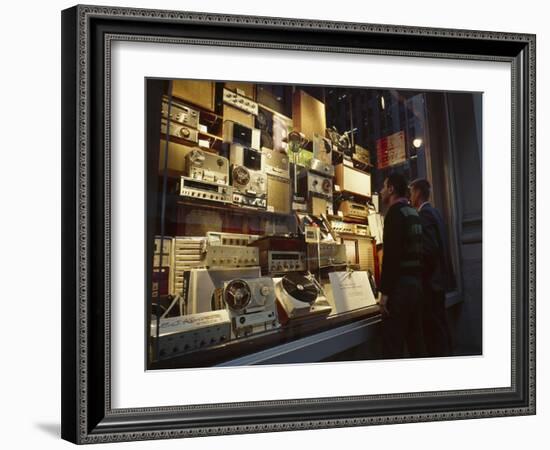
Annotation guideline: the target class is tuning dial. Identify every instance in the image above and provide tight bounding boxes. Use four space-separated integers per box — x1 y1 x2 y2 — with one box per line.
179 127 190 138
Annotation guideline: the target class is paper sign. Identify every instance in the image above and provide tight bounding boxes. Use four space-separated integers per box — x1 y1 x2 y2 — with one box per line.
327 271 377 314
368 213 384 244
376 130 406 169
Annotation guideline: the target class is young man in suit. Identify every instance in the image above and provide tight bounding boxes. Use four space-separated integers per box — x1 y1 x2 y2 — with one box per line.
409 178 454 356
378 173 425 358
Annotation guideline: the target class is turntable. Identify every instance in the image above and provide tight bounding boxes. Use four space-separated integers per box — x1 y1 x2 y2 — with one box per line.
274 273 332 322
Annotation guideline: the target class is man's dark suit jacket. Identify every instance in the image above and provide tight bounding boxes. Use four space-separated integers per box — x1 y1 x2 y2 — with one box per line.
418 203 454 292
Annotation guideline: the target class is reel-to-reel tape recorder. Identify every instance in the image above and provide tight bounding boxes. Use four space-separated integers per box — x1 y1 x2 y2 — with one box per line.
228 143 267 208
231 161 266 193
186 148 230 185
223 277 280 338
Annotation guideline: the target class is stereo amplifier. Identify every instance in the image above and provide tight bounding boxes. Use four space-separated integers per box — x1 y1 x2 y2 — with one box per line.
223 88 259 115
339 200 369 220
161 96 199 128
179 176 233 204
151 310 231 359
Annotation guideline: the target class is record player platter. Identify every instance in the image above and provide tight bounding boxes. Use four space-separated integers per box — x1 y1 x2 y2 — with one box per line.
274 273 332 322
280 273 318 304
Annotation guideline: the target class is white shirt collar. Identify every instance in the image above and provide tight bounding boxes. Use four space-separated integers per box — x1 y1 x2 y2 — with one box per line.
418 201 430 211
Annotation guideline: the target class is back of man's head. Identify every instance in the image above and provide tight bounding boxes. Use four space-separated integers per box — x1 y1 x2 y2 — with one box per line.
386 172 409 198
410 178 431 201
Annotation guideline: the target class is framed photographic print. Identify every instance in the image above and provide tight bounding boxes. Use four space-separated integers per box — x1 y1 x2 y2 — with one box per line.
61 4 536 444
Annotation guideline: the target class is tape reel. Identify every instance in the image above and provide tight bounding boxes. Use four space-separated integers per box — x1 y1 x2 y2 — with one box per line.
223 279 252 311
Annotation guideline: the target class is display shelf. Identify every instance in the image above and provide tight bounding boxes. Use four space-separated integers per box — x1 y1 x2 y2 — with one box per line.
175 196 293 220
200 131 223 142
327 213 369 225
335 231 375 239
149 305 381 369
163 131 223 151
351 158 375 170
332 191 373 204
218 315 381 366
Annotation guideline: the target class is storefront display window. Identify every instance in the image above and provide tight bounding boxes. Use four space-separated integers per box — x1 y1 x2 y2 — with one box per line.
146 79 481 369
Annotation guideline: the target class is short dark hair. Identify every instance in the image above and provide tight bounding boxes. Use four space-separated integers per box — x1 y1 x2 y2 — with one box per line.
385 173 408 197
409 178 431 201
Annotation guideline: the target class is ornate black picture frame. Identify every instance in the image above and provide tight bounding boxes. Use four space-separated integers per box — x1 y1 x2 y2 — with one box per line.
61 4 536 444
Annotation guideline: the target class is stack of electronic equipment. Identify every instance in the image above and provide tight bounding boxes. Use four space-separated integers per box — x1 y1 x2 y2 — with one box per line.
151 231 335 360
151 83 380 361
289 90 378 277
163 85 295 214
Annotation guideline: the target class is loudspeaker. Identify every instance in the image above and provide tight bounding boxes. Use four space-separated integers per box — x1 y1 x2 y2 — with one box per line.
343 239 358 266
357 237 376 272
267 175 291 214
256 85 292 116
292 90 326 142
224 81 256 100
223 104 255 129
310 196 333 216
334 164 372 197
158 139 194 174
171 79 215 111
